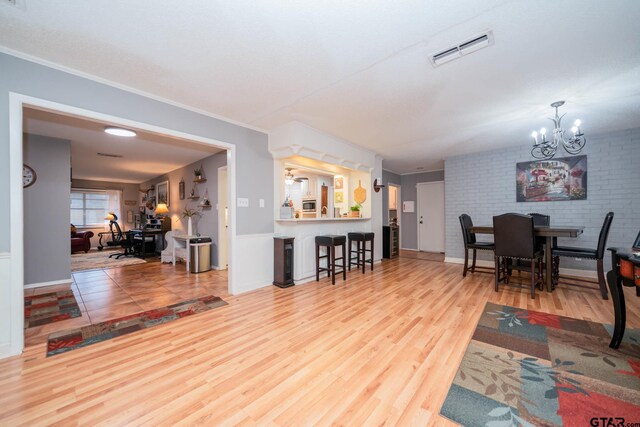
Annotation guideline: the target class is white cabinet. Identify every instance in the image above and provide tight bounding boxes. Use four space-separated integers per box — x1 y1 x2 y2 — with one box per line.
302 176 317 199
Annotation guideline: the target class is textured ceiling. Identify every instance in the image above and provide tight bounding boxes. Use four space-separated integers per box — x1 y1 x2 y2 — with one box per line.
2 0 640 173
23 108 222 183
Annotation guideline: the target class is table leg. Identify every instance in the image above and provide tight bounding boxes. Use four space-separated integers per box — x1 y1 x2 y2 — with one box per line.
545 236 552 292
186 240 190 272
140 231 146 259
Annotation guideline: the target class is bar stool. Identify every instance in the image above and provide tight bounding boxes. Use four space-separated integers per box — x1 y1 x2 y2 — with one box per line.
348 232 375 274
316 235 347 285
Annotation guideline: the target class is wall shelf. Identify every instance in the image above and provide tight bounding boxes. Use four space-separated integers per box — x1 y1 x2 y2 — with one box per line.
193 177 207 183
187 196 200 200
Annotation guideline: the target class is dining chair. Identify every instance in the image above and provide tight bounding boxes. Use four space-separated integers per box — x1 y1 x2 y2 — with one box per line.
551 212 614 299
459 214 494 276
528 212 551 249
493 213 544 299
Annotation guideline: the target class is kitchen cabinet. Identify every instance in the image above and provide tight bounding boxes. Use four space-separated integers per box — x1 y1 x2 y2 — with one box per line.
302 176 317 199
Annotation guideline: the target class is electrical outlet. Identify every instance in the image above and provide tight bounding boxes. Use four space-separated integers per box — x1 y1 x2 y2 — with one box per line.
237 198 249 208
259 199 265 208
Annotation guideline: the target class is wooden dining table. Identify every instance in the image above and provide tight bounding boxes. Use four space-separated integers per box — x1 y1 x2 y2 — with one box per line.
470 225 584 292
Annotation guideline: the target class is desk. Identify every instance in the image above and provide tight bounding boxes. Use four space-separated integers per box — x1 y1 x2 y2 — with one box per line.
607 247 640 349
470 225 584 292
130 229 164 259
172 235 211 271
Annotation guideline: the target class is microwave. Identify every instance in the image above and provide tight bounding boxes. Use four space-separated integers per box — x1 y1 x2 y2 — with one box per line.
302 199 316 212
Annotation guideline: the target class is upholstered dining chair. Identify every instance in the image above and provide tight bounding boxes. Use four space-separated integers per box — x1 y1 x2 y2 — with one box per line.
528 212 551 249
493 213 544 299
459 214 495 277
551 212 614 300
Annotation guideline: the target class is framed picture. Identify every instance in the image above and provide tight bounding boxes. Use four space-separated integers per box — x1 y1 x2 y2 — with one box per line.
179 179 185 200
156 180 170 206
334 191 344 204
334 176 343 190
516 155 587 202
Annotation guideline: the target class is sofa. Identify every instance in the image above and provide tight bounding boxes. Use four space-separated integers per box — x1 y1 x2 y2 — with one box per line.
71 225 94 253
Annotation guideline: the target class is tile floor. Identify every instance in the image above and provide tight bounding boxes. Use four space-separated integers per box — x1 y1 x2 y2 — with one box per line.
24 257 229 346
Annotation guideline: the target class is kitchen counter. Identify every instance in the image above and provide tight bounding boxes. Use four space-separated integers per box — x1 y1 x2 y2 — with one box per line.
276 217 370 222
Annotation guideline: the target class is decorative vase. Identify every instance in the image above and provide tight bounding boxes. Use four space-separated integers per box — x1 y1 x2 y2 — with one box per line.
188 217 193 236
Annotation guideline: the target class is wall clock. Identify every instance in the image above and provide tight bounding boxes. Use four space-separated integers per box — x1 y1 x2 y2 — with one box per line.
23 164 37 188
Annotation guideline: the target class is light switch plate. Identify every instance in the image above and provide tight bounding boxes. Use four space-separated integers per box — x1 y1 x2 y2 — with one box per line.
237 198 249 207
259 199 265 208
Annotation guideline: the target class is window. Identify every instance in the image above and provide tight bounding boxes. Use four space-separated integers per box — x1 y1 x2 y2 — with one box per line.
70 190 110 227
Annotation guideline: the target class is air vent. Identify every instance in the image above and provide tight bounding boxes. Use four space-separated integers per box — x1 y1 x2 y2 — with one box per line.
430 31 494 67
97 152 123 158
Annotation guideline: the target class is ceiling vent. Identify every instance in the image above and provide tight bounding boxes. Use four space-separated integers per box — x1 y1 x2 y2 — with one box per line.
430 31 494 67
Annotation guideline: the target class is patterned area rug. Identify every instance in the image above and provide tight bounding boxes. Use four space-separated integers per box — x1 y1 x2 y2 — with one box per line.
71 248 147 272
47 295 227 356
440 302 640 426
25 290 82 328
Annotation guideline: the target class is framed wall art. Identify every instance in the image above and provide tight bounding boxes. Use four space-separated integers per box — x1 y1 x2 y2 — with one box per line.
156 180 170 206
516 155 587 202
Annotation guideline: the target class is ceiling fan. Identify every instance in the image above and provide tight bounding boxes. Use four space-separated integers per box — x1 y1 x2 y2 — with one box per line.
284 167 308 184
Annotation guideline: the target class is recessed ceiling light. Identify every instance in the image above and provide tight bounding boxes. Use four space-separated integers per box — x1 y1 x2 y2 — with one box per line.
104 126 136 137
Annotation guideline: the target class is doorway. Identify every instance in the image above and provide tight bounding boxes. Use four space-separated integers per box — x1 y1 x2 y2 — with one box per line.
417 181 445 253
388 183 401 247
217 166 228 270
9 93 238 357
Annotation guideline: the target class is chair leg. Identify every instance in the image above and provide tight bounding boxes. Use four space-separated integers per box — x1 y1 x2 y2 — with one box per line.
471 249 477 273
315 243 320 282
494 256 500 292
348 239 352 271
342 242 346 281
361 241 365 274
331 245 336 285
607 269 625 349
463 248 469 277
597 259 608 300
370 238 374 271
530 259 535 299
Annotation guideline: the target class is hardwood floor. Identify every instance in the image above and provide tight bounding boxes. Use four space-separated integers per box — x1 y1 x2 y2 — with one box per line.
24 259 229 346
4 257 638 425
400 249 445 262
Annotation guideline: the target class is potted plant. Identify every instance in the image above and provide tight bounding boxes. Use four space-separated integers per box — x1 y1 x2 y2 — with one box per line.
193 165 204 181
349 204 362 218
182 207 200 235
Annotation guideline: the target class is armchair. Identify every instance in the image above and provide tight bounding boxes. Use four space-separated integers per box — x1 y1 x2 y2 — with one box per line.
71 224 94 253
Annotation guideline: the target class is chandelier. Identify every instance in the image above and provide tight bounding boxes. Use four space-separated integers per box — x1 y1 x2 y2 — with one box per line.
530 101 585 160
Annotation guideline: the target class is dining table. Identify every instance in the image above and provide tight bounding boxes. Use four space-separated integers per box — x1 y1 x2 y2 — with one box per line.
470 225 585 292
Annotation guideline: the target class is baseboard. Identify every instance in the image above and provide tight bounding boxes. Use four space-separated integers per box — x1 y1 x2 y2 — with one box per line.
400 247 418 251
444 257 598 278
24 278 73 289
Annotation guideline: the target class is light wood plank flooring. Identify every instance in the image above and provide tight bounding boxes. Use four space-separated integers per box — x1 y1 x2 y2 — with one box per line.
3 257 638 425
24 259 229 346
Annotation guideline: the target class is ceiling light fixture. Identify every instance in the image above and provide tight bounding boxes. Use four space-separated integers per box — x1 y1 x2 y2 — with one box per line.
530 101 585 160
284 168 295 185
104 126 137 137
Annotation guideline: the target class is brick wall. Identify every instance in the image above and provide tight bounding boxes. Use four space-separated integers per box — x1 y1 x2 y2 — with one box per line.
444 127 640 271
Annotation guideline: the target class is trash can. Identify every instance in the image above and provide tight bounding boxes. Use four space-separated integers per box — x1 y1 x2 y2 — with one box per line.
190 238 212 273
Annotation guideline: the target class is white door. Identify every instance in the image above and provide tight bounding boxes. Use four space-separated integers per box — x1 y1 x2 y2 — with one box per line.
217 166 228 269
417 181 445 253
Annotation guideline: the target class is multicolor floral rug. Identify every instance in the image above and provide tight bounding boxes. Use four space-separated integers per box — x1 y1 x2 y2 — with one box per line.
47 295 227 357
71 248 147 272
25 290 82 328
440 302 640 426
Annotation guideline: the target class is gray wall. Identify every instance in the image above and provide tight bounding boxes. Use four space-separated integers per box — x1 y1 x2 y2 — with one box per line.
71 178 140 248
381 169 401 226
445 127 640 271
24 134 71 285
400 170 445 250
141 152 227 267
0 52 273 255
